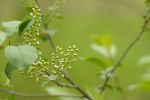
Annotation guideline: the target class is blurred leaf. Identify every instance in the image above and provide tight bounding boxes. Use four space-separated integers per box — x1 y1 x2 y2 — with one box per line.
127 82 150 91
0 31 7 45
141 68 150 81
91 43 117 59
86 87 104 100
5 62 17 79
138 55 150 65
47 87 76 100
127 83 141 91
4 45 38 70
85 57 106 68
1 21 21 36
91 43 108 58
91 35 112 48
18 16 34 36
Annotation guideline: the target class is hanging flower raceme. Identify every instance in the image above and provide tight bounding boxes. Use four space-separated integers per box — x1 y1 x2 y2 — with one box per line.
22 2 49 81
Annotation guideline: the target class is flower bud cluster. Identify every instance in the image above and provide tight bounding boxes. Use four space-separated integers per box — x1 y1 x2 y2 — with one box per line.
51 45 79 77
25 51 50 81
23 6 41 46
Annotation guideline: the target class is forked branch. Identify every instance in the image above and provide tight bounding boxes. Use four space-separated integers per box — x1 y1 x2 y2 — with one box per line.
100 15 150 94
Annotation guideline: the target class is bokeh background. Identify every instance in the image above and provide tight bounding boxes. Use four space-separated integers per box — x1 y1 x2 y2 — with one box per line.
0 0 150 100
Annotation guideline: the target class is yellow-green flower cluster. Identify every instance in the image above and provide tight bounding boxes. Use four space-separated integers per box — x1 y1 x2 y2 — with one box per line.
51 45 79 77
22 3 49 81
25 51 49 81
23 6 41 45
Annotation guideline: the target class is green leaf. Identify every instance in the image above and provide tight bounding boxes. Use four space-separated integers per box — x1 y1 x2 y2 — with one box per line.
86 87 104 100
1 21 21 36
18 16 34 36
90 34 112 48
47 87 76 100
0 31 7 45
4 45 38 70
85 57 106 68
5 62 17 79
138 55 150 65
91 43 117 59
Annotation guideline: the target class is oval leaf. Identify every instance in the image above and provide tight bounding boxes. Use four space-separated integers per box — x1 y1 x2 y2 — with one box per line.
18 16 34 36
1 21 21 36
4 45 38 70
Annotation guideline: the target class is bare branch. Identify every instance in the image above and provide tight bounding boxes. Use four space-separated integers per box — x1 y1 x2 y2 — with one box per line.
45 71 92 100
100 16 150 94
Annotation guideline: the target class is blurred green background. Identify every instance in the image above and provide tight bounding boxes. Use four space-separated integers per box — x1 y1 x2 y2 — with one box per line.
0 0 150 100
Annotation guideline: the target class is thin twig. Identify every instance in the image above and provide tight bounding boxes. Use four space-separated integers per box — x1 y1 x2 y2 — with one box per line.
0 88 84 98
100 16 150 94
44 24 56 51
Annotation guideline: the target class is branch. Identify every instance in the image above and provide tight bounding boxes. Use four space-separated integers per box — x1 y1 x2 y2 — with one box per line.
45 70 75 88
100 16 150 94
45 71 92 100
0 88 84 98
44 24 56 51
63 70 92 100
